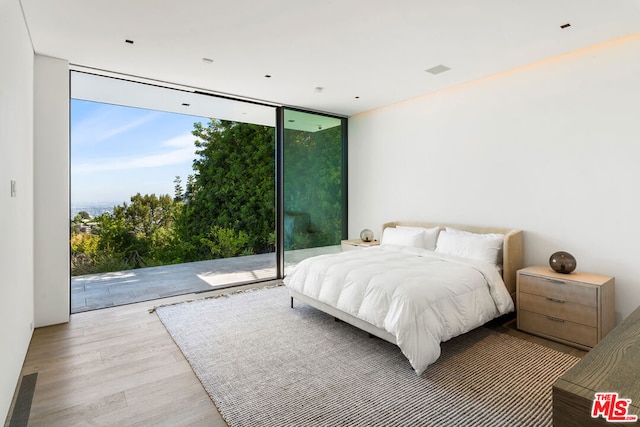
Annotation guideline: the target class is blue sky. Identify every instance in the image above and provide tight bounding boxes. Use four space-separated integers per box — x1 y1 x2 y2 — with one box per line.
71 99 208 206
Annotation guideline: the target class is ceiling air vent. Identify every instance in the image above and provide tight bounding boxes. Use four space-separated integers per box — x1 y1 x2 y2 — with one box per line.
425 65 451 75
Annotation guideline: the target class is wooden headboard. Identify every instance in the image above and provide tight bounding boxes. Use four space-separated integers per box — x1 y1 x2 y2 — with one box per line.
382 221 524 299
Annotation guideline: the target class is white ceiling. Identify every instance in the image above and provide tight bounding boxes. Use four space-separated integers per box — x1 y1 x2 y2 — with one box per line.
20 0 640 117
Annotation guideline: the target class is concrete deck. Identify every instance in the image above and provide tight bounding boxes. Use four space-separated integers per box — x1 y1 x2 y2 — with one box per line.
71 246 340 313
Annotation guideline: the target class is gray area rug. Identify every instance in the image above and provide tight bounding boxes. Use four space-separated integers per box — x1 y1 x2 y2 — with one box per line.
156 286 579 426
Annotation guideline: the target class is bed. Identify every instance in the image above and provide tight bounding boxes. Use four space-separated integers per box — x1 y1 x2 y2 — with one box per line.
284 221 524 375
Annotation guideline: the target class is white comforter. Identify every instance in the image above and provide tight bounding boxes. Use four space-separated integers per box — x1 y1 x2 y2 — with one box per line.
283 245 514 375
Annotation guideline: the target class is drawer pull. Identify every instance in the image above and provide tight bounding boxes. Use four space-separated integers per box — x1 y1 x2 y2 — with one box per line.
546 278 566 285
547 316 565 323
546 297 566 304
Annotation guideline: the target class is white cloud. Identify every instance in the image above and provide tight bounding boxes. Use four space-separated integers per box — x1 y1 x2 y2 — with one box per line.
72 109 159 145
162 133 198 148
72 133 199 173
98 114 159 141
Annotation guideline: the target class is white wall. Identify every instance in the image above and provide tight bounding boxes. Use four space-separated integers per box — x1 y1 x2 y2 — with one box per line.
0 0 35 422
349 34 640 323
34 54 70 327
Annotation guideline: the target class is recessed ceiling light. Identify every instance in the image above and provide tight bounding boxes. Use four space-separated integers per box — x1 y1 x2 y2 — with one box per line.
125 39 134 44
202 57 213 64
425 65 451 75
560 23 571 29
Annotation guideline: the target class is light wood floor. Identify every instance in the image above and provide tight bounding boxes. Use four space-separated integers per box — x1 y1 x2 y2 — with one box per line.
5 286 249 427
6 286 586 426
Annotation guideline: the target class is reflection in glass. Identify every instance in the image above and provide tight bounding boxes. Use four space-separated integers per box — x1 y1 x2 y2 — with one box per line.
283 110 346 270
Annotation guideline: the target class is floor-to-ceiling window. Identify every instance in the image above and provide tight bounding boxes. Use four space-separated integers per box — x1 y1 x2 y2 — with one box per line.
70 71 277 312
70 72 347 312
281 109 347 271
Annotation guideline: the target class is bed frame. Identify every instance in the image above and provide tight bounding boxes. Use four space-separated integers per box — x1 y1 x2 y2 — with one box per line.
289 221 524 345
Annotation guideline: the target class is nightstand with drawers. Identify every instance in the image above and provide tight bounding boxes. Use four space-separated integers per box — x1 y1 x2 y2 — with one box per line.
340 239 380 251
516 266 615 350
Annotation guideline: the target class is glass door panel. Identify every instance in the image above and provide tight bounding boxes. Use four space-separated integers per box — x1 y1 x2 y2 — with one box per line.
282 109 347 272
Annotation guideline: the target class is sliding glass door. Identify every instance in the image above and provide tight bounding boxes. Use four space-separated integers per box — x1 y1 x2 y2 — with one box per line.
281 109 347 272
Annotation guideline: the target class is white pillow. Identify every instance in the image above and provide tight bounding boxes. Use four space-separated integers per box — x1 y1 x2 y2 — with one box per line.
381 227 425 248
435 228 504 265
396 225 440 250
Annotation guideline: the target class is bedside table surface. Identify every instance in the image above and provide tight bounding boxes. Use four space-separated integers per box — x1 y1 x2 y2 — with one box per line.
342 239 379 246
519 265 613 286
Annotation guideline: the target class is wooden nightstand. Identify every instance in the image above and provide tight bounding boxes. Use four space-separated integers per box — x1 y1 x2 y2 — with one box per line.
340 239 380 251
517 265 615 350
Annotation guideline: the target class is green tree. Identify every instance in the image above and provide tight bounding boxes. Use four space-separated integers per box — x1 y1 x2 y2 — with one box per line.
71 210 92 232
176 119 275 259
173 176 184 202
185 174 196 202
200 225 251 258
76 210 91 221
95 193 179 268
113 193 176 238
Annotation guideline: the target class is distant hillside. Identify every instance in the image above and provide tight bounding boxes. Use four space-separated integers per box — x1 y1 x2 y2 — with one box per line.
70 202 120 219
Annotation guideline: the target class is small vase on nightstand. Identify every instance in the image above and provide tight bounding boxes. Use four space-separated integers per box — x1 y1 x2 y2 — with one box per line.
549 251 577 274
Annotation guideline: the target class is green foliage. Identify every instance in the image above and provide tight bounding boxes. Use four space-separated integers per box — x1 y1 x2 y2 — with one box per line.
70 232 99 258
71 226 99 275
71 119 277 275
69 194 178 275
200 225 252 259
70 231 136 275
184 174 196 202
113 193 176 238
70 117 345 276
283 126 343 248
95 213 138 255
74 211 91 222
176 119 275 258
173 176 184 202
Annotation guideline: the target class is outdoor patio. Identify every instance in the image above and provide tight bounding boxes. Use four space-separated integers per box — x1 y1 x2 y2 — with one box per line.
71 246 340 313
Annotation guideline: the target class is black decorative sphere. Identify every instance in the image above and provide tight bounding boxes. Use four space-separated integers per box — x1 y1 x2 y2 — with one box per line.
360 229 374 242
549 251 577 274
